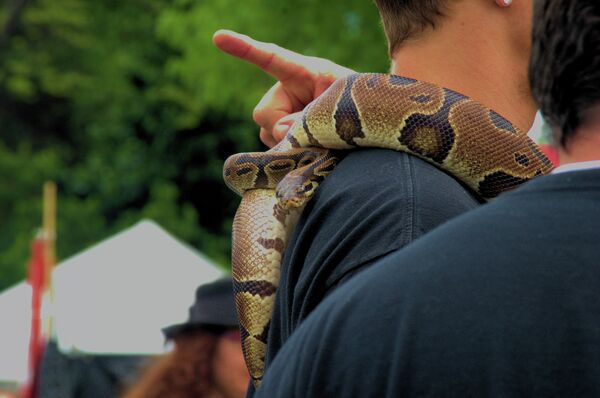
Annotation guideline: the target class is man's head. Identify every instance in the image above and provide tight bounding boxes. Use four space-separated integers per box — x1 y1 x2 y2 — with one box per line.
530 0 600 148
373 0 449 56
374 0 526 57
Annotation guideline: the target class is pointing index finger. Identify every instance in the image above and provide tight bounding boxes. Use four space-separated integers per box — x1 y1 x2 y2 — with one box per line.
213 29 305 82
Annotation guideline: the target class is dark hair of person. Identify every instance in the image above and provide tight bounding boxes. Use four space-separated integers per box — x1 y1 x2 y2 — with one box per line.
529 0 600 147
373 0 449 56
121 328 220 398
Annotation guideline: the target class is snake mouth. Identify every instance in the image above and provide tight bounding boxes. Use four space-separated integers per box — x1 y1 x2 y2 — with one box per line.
276 190 306 209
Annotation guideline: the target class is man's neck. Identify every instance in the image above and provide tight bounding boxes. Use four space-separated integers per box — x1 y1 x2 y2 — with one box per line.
559 123 600 165
389 4 537 132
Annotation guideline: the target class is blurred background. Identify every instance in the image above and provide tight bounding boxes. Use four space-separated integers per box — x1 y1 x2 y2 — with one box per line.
0 0 389 291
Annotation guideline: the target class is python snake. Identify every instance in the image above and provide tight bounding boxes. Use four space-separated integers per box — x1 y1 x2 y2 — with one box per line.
223 73 553 386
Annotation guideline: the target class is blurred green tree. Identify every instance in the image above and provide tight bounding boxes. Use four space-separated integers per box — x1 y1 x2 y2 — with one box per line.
0 0 388 290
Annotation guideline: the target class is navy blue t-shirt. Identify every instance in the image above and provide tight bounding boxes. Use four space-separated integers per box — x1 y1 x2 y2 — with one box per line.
264 148 481 369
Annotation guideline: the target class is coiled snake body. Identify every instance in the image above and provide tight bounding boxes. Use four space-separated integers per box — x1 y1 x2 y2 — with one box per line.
223 73 553 386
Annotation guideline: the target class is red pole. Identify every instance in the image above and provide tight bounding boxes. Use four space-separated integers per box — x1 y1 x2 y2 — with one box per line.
22 181 57 398
23 237 46 398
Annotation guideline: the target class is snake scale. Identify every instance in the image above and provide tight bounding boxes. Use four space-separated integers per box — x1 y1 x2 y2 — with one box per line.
223 73 554 386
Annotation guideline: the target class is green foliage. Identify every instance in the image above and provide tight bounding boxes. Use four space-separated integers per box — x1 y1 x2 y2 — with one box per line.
0 0 389 290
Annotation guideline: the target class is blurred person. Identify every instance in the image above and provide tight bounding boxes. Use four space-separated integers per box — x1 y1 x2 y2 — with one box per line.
253 0 600 396
214 0 552 390
122 278 249 398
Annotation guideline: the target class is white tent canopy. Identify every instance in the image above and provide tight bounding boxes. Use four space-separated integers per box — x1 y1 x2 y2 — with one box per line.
0 282 32 383
0 220 225 383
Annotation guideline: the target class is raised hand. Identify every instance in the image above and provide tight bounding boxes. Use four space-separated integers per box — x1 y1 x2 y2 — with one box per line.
213 30 354 147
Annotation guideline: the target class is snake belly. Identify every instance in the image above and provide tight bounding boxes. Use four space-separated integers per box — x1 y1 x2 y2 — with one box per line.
230 189 301 384
224 73 554 387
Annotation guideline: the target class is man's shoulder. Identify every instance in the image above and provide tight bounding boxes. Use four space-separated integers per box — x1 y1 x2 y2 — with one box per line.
313 148 481 233
276 148 482 312
320 148 480 203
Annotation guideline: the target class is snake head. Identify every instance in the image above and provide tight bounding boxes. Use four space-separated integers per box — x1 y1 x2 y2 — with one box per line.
275 153 337 209
276 175 317 209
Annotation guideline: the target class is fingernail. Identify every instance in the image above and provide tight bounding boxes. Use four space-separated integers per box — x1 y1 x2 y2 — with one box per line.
503 0 512 5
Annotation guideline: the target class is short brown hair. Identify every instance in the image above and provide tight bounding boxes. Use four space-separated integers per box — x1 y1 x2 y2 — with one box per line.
374 0 449 56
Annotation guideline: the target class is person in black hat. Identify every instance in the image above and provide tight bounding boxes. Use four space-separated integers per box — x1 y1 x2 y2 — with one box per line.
122 278 249 398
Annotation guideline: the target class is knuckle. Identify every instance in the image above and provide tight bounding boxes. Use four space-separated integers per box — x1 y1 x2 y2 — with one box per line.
259 129 275 147
252 106 268 126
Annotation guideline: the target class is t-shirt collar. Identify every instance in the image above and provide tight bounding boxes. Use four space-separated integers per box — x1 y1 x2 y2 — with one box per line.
551 160 600 174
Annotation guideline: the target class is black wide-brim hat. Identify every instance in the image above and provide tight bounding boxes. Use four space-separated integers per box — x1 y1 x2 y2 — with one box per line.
162 277 238 340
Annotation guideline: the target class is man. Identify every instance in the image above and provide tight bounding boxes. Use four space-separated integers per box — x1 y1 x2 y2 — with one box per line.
254 0 600 396
214 0 545 385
